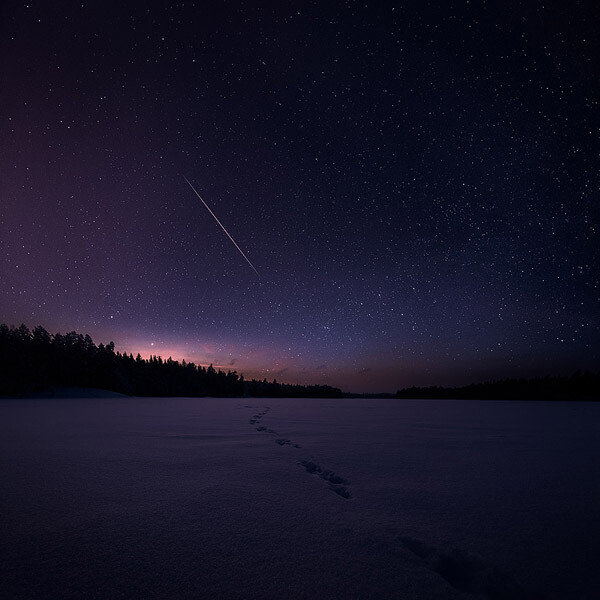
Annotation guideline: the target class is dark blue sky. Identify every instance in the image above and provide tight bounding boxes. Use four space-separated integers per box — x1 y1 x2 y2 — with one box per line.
1 1 598 392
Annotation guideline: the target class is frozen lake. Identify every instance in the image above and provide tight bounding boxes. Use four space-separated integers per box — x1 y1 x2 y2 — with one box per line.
1 397 599 599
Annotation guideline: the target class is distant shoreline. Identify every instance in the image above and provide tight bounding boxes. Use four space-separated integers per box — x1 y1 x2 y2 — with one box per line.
394 371 600 402
4 387 599 401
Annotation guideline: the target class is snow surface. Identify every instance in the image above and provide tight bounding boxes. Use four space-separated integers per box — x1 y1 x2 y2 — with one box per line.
6 386 129 399
1 397 599 599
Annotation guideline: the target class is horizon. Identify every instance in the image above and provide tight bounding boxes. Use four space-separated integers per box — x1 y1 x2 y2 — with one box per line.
2 321 595 396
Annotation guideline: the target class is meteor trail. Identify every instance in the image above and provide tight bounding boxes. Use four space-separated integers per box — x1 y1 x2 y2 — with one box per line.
183 176 260 277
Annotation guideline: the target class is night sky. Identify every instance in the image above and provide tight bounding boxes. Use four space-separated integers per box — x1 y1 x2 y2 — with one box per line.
2 1 598 392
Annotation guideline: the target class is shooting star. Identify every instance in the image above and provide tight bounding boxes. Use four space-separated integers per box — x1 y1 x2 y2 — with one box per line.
183 176 260 277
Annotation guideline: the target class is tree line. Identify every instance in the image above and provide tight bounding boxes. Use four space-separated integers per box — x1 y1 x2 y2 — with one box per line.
396 371 599 401
0 324 342 398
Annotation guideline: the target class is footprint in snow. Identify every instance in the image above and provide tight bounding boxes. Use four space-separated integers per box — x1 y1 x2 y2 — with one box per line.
299 459 352 499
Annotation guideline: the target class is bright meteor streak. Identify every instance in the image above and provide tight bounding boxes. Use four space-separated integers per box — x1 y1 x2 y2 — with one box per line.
183 176 260 277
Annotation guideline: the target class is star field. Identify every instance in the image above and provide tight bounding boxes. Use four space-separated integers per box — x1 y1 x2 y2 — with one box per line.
1 1 598 391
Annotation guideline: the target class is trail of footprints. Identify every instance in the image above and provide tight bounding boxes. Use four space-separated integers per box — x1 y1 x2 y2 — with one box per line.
248 407 300 447
245 408 537 597
244 409 536 595
247 405 352 499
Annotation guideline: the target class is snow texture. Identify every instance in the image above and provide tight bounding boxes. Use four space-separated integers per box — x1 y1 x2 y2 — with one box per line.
1 397 599 599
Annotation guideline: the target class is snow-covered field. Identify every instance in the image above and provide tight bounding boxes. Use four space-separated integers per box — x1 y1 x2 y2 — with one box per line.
1 397 599 599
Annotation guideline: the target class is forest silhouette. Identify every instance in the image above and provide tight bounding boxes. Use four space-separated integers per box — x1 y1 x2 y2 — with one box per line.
396 371 599 401
0 324 342 398
2 323 597 400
